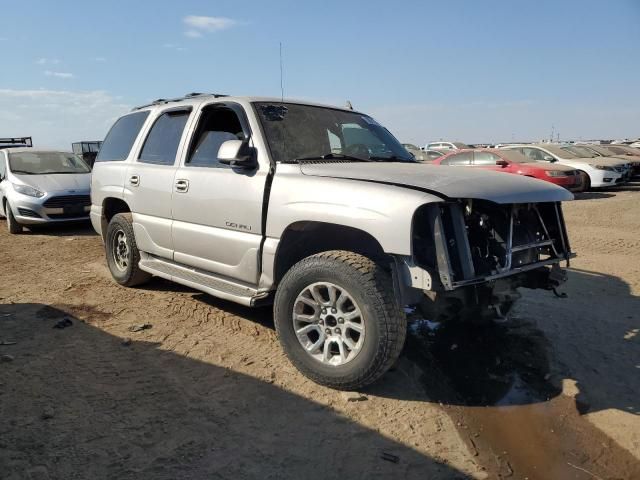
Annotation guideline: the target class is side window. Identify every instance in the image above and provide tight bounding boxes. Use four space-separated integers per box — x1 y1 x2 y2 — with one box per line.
522 148 545 161
139 110 190 165
473 151 500 165
96 111 149 162
442 152 472 166
328 130 342 153
186 106 246 168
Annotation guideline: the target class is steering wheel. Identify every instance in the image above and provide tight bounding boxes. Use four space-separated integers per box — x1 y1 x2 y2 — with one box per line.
344 143 371 158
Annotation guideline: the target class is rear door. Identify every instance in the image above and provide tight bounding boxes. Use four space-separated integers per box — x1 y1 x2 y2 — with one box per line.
472 151 504 172
124 107 194 259
170 102 268 284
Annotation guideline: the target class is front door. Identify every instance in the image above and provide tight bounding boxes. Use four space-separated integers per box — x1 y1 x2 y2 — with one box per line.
171 102 268 285
125 107 192 259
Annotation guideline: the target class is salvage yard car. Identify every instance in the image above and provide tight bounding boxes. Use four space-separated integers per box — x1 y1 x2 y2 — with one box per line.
432 148 582 191
500 144 630 191
0 149 92 233
91 93 574 390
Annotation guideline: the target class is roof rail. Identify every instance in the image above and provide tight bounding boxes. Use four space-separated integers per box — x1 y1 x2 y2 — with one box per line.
131 92 228 111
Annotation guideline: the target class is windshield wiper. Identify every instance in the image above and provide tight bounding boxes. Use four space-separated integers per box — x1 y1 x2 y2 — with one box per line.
368 155 415 162
10 170 36 174
291 153 369 163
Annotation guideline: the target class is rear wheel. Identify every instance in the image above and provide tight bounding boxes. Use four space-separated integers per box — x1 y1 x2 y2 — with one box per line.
274 250 406 390
5 202 23 234
105 213 151 287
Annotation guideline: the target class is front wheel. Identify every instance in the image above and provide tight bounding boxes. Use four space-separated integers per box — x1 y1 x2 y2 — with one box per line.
6 202 23 234
578 171 591 192
105 213 151 287
274 251 406 390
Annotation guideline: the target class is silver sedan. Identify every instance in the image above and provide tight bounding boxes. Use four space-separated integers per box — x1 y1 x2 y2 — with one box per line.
0 148 91 233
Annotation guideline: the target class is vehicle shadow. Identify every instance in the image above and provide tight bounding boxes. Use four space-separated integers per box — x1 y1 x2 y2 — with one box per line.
518 268 639 416
0 303 469 480
23 220 97 237
573 191 616 200
367 267 639 418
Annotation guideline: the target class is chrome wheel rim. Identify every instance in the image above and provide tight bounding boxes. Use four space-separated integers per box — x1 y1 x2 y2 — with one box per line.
292 281 365 366
112 229 130 271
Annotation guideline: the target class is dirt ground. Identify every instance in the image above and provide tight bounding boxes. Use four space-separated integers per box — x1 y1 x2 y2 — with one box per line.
1 182 639 479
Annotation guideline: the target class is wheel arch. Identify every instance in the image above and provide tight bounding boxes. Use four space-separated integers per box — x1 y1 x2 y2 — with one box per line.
272 221 387 286
101 197 131 240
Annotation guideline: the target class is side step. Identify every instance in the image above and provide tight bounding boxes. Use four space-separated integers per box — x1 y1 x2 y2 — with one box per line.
139 254 270 307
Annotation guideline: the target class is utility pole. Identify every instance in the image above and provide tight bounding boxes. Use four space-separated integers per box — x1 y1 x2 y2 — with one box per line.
550 125 555 143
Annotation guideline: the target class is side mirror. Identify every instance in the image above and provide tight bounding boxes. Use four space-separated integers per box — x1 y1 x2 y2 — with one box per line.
543 155 555 162
496 159 509 167
218 140 257 168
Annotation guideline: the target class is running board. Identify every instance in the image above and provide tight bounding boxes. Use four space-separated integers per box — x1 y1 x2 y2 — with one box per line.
138 254 270 307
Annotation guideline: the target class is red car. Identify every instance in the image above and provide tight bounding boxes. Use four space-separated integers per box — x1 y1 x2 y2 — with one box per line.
432 148 581 191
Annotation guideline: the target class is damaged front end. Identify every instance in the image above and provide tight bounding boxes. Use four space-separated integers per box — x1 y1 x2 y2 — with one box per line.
402 199 573 323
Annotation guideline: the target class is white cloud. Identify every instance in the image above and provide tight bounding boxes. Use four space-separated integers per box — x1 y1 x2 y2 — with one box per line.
0 89 130 148
93 56 107 62
163 43 187 52
44 70 75 79
36 57 60 65
183 15 238 37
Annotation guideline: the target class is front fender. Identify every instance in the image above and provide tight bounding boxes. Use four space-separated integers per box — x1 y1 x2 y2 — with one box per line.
266 169 442 255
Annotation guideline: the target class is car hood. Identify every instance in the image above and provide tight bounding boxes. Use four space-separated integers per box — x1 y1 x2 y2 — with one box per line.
299 162 573 203
13 173 91 193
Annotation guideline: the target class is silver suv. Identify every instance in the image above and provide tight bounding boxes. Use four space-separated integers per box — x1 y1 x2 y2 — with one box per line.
91 93 574 389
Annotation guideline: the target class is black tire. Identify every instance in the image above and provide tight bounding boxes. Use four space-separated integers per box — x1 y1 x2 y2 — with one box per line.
5 202 23 234
105 213 151 287
274 250 406 390
578 171 591 192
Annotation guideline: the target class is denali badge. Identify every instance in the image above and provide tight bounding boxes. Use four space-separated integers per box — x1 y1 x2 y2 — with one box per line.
225 221 252 231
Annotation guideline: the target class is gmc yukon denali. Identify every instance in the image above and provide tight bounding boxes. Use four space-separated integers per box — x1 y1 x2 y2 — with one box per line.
91 93 574 390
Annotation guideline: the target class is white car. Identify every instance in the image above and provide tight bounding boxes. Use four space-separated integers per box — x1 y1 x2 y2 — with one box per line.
424 141 469 151
500 144 629 190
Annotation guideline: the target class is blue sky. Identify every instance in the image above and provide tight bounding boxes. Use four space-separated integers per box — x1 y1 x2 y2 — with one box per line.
1 0 639 148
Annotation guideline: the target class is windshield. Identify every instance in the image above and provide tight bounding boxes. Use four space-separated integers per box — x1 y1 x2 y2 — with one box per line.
8 151 90 174
541 145 579 158
562 146 598 158
498 150 531 163
254 102 414 163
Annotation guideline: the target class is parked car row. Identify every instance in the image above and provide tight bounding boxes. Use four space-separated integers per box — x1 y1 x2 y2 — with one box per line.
413 139 638 191
1 94 576 391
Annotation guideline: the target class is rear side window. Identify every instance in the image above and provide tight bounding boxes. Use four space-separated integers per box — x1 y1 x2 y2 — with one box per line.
139 110 190 165
442 152 472 166
95 111 149 162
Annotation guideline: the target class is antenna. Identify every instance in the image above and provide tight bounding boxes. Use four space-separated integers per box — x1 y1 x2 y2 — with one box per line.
279 42 284 101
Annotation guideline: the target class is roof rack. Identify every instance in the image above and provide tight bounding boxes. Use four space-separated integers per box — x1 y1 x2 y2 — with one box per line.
0 137 33 147
131 92 228 111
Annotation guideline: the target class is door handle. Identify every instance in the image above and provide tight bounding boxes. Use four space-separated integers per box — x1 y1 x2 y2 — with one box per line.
129 175 140 186
175 179 189 193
